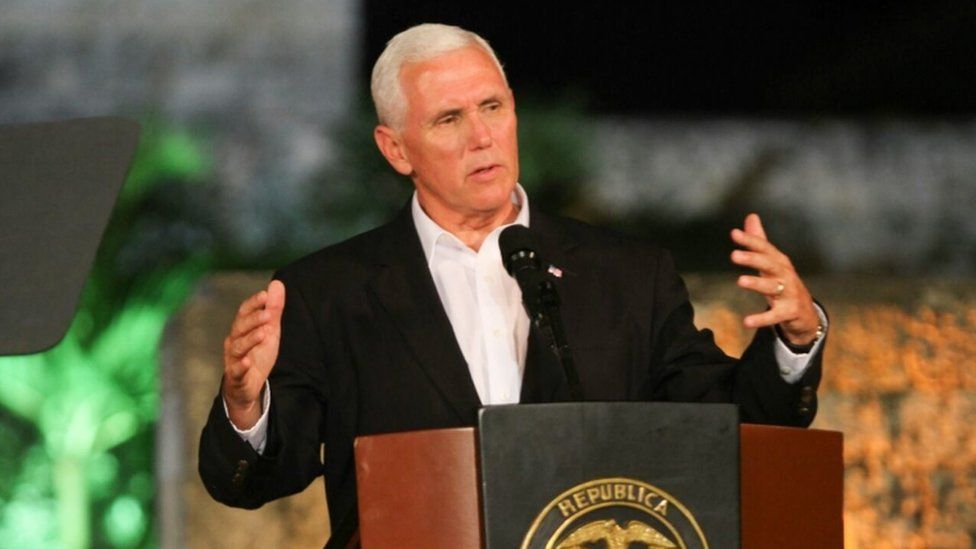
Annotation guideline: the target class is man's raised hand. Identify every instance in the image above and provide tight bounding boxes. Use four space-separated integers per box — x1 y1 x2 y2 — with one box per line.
730 214 820 345
221 280 285 429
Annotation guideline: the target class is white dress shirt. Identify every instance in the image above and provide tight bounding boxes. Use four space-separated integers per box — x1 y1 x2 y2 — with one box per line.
228 184 826 452
411 185 531 405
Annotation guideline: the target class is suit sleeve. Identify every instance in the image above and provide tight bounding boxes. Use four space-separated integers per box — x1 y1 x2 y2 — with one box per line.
198 269 328 508
646 249 823 427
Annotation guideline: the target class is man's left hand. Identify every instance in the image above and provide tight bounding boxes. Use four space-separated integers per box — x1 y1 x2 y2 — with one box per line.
730 213 820 345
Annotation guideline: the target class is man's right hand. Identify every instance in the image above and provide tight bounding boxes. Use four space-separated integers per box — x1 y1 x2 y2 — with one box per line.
222 280 285 430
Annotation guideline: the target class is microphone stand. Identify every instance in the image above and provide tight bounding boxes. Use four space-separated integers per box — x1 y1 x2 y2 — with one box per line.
534 279 585 402
501 232 584 402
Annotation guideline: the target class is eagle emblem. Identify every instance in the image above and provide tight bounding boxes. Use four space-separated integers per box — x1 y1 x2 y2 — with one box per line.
556 519 677 549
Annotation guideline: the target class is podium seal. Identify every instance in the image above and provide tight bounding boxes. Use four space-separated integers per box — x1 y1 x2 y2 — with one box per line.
521 477 709 549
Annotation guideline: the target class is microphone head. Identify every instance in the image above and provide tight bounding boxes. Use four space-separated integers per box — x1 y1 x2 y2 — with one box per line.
498 225 539 275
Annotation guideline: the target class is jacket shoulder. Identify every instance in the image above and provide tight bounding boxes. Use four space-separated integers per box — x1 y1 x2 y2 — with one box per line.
536 211 670 261
273 219 403 282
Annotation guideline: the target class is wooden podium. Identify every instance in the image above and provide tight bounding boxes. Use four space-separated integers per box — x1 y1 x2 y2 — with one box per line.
354 404 842 548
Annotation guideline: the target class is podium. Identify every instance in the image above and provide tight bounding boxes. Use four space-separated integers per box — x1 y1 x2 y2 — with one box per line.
355 403 842 548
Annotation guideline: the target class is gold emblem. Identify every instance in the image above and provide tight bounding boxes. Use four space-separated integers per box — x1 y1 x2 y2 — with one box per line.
556 519 677 548
521 477 708 549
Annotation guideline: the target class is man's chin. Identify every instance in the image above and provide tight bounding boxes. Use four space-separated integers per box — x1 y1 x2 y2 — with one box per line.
470 182 517 210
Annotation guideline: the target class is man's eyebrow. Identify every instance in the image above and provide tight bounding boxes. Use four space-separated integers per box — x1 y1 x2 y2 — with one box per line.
479 95 503 107
431 107 462 122
430 95 505 123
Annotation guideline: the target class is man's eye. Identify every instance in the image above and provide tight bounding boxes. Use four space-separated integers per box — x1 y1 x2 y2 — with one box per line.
484 102 501 112
437 115 458 125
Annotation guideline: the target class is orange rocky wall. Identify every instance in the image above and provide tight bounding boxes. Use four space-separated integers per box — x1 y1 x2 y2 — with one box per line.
168 274 976 548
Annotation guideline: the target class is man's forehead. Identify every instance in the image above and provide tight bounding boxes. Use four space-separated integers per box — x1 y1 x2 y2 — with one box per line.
401 47 506 93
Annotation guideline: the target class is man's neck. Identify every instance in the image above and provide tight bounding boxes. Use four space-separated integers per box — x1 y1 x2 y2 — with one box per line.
419 199 519 252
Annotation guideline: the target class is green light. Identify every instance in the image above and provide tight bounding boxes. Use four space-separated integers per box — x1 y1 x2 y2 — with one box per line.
86 453 119 500
103 495 145 548
0 496 59 548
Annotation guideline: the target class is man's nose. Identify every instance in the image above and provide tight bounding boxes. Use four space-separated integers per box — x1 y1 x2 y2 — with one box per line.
467 114 493 149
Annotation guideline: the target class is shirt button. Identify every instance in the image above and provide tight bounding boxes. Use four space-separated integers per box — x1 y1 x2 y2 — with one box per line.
779 368 791 376
492 328 501 337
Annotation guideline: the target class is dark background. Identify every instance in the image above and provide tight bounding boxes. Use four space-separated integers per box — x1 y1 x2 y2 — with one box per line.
364 1 976 115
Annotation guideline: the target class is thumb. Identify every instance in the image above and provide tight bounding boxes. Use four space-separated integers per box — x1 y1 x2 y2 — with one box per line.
266 280 286 322
743 213 767 239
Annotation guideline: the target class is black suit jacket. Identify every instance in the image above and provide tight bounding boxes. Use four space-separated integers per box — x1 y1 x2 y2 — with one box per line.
198 204 823 541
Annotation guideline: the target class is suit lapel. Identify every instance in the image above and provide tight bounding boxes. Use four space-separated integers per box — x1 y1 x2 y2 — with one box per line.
366 206 483 422
363 204 590 412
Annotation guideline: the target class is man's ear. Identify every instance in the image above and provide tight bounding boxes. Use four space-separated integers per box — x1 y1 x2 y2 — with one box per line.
374 125 413 176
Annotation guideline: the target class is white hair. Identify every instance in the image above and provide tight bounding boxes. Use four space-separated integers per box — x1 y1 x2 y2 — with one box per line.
370 23 508 129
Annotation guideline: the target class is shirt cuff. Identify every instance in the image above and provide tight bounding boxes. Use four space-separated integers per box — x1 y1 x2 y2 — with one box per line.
773 303 828 384
222 380 271 454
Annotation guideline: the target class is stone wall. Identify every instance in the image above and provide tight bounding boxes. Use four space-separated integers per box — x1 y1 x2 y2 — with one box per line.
688 275 976 548
586 119 976 275
167 273 976 548
0 0 359 258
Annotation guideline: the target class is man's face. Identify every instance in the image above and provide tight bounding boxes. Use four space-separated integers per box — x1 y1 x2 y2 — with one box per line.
376 46 519 221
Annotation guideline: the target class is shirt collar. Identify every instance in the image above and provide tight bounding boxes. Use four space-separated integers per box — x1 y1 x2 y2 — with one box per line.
412 183 531 266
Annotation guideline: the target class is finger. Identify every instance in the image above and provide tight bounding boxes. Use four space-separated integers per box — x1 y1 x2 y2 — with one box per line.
231 309 270 337
265 280 286 323
237 290 269 318
737 275 785 297
743 308 789 329
731 228 776 254
730 249 778 274
224 354 250 381
743 213 767 239
228 326 267 358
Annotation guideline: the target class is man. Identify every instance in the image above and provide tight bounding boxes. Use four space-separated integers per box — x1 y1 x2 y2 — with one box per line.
199 23 826 545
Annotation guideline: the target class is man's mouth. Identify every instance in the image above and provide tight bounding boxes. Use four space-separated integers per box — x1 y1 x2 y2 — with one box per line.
470 164 500 177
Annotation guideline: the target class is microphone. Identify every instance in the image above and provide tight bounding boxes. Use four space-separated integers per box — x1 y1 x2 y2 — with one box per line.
498 225 550 322
498 225 583 400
